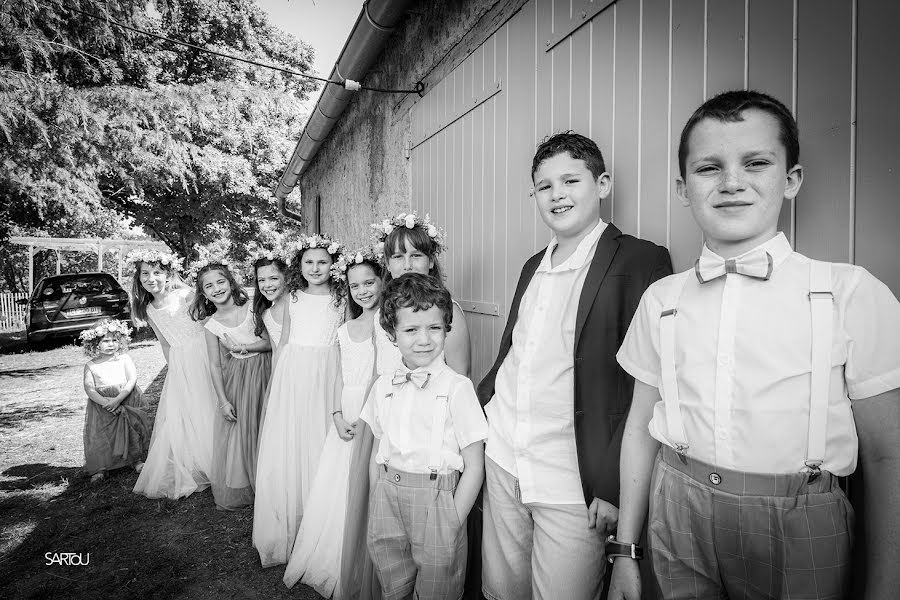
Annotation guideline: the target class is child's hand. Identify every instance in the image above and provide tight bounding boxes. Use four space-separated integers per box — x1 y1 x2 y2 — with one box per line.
587 497 618 534
222 332 238 352
219 402 237 421
334 413 354 441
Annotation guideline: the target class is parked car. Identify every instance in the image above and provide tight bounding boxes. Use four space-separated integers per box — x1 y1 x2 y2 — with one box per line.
19 273 131 344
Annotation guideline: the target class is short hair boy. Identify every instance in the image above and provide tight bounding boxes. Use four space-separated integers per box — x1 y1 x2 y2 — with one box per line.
478 132 672 598
610 90 900 599
361 273 488 600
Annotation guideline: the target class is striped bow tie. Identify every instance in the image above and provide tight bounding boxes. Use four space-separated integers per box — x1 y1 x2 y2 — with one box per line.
392 370 431 389
695 250 773 284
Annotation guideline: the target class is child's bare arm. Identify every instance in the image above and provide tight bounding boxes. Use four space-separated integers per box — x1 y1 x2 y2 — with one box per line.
368 436 379 495
82 364 111 408
204 330 235 421
608 380 662 600
445 303 471 378
121 354 138 394
453 440 485 522
146 315 170 363
852 387 900 598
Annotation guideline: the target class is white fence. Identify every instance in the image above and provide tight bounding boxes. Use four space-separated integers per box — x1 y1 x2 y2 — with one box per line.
0 293 27 332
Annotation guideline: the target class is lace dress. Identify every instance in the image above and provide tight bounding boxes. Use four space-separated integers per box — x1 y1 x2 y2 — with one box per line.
133 288 217 499
252 291 344 567
284 323 375 595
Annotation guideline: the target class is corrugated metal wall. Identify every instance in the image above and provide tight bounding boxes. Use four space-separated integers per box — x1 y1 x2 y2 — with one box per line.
408 0 899 381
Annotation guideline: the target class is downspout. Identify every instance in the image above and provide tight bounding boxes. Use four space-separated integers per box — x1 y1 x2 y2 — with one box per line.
276 0 416 222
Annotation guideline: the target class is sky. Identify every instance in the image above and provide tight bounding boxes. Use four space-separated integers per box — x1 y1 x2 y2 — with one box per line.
254 0 363 111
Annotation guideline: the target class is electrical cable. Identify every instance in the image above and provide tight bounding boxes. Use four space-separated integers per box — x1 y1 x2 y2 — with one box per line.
43 0 425 96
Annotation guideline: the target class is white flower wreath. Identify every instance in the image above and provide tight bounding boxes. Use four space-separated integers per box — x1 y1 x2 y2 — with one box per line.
125 248 184 272
329 246 383 281
369 211 446 256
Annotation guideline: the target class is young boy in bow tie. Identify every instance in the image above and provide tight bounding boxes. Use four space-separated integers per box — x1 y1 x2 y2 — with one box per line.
609 90 900 600
360 272 488 600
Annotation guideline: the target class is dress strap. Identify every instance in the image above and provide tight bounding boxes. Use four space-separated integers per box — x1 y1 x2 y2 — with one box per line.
805 260 833 476
659 271 694 456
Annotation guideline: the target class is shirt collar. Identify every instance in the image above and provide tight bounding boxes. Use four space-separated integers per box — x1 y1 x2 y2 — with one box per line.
401 351 448 376
700 232 794 271
538 219 608 273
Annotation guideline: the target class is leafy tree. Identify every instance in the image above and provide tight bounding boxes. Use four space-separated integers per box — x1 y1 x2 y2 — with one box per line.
0 0 314 290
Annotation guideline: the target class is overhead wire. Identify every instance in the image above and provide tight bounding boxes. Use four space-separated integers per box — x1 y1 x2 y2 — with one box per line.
43 0 425 96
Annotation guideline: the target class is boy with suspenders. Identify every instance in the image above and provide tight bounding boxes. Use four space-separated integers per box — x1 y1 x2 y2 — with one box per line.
361 273 488 600
607 91 900 599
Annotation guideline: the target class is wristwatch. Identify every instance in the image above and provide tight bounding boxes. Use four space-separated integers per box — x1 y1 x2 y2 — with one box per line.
606 535 644 563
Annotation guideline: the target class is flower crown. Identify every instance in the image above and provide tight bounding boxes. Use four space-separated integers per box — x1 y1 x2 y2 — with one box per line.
370 211 445 256
79 319 132 343
330 246 383 281
292 234 344 261
246 246 288 266
125 248 184 272
188 256 235 280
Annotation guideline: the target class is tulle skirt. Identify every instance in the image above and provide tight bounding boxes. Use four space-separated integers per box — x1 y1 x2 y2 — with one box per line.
283 382 368 595
211 351 271 510
253 343 340 567
133 340 217 499
83 384 150 475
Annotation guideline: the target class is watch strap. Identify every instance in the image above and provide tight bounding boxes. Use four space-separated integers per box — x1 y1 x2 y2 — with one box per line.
605 535 644 563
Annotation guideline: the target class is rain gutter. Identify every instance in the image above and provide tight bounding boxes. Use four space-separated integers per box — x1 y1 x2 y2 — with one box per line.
275 0 416 221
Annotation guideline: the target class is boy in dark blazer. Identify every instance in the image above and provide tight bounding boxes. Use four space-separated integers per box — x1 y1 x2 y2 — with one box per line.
477 132 672 600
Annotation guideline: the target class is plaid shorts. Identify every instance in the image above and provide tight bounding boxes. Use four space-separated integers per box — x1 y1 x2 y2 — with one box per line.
649 446 854 600
367 466 466 600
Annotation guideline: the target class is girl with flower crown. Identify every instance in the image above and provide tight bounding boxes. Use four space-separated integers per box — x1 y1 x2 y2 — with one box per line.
130 249 219 500
190 260 272 511
284 247 383 597
374 212 471 377
253 234 346 568
81 319 151 483
247 248 290 419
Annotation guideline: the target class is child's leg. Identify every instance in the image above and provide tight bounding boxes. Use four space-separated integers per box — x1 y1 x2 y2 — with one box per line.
367 469 418 600
481 457 534 600
412 473 466 600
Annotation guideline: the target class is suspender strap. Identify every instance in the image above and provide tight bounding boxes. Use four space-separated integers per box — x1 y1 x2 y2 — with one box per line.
427 393 449 479
659 271 693 455
806 260 834 473
379 389 394 470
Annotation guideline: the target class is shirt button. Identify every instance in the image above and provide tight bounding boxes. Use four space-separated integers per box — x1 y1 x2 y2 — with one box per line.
717 428 729 440
717 355 731 367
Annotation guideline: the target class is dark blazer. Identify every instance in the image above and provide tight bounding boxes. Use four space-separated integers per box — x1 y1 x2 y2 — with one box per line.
477 223 673 506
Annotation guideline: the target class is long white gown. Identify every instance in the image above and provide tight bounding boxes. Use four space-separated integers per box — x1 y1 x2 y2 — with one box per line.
283 323 374 596
133 288 217 499
253 290 343 567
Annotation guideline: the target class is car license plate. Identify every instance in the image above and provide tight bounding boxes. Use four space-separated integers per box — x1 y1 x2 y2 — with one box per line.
64 307 101 318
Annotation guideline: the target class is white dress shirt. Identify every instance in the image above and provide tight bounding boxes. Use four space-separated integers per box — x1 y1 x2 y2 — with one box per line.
360 353 488 474
617 233 900 475
485 220 607 504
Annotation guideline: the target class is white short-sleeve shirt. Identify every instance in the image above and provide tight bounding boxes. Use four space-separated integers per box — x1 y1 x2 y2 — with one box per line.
360 353 488 474
617 233 900 475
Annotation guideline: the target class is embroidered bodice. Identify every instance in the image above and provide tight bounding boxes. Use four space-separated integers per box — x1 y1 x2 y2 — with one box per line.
146 288 206 348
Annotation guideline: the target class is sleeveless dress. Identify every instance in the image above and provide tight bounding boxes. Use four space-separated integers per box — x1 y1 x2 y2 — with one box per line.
83 357 151 475
133 288 217 499
204 306 272 510
262 307 283 347
284 323 375 595
253 290 343 567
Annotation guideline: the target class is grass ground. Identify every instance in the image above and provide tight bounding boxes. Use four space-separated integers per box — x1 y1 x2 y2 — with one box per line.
0 330 321 599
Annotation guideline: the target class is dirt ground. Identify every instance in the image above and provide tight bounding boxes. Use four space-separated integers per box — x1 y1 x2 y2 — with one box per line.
0 330 321 599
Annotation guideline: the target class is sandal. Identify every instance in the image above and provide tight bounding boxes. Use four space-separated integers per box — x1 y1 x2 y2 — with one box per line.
134 461 145 474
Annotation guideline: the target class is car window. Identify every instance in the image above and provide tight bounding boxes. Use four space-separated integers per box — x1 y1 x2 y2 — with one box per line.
37 276 120 300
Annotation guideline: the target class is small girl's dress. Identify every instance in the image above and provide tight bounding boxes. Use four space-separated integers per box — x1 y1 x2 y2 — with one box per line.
133 288 217 499
259 305 283 425
253 290 343 567
83 357 151 475
284 322 375 596
205 306 271 510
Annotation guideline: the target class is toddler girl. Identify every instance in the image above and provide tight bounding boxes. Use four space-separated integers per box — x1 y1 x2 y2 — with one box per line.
81 319 150 482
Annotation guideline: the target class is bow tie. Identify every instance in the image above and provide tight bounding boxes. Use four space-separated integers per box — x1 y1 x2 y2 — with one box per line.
392 370 431 389
694 250 773 284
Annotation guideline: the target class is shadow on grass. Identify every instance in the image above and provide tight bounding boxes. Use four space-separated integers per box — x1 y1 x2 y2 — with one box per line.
0 405 81 431
0 363 79 378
